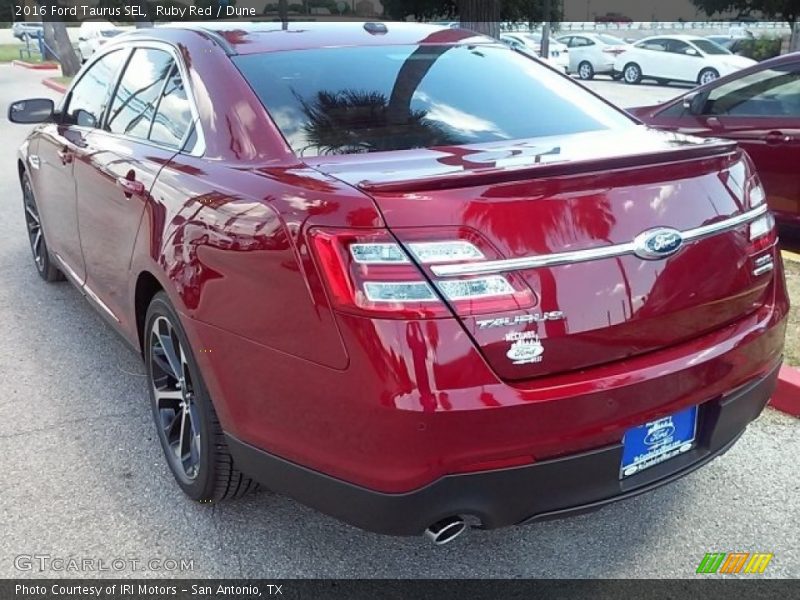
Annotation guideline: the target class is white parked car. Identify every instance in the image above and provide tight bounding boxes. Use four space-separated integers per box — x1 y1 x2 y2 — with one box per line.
500 33 569 72
613 35 756 86
77 21 123 62
555 33 628 80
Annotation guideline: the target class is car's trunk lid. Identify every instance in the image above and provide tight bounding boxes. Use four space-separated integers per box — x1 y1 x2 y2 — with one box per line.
309 128 773 381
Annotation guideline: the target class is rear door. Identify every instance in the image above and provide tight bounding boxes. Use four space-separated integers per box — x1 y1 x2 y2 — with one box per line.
76 46 195 325
34 49 127 282
648 60 800 225
663 39 702 82
701 61 800 225
565 35 593 72
634 38 669 77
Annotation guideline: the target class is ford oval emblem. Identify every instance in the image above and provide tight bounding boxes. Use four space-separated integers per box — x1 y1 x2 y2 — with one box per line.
633 227 684 260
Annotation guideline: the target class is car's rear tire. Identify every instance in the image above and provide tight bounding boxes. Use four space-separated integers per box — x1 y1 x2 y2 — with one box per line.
21 173 63 283
577 61 595 80
623 63 642 84
144 292 256 502
698 68 719 85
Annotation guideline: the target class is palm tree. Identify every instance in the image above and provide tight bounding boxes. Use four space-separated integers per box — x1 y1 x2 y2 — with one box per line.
297 89 459 156
297 43 467 156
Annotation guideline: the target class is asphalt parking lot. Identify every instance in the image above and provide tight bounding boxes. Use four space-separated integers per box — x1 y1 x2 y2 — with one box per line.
581 75 693 108
0 64 798 579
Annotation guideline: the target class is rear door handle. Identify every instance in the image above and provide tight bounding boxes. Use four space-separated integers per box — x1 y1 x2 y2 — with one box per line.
766 130 792 145
116 177 145 197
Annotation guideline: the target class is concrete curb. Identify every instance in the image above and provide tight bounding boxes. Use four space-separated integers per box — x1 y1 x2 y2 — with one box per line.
42 78 67 94
12 59 59 71
771 366 800 417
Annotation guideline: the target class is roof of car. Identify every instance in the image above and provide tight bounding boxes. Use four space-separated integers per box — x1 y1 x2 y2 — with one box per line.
638 34 710 42
163 21 494 55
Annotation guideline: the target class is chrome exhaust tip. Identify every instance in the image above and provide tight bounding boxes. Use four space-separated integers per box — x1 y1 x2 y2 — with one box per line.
424 516 466 545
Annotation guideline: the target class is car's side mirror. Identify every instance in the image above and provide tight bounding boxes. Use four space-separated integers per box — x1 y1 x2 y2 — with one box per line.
685 48 699 56
8 98 54 124
682 92 706 115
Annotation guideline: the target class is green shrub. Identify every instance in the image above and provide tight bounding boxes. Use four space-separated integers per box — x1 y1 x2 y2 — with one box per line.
732 36 782 61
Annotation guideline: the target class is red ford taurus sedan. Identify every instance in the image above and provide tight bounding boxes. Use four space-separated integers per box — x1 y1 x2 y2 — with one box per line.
630 52 800 231
10 23 788 544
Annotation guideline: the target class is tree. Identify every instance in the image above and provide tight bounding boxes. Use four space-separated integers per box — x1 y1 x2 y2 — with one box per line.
383 0 561 37
35 1 80 76
690 0 798 25
459 0 501 37
279 0 288 25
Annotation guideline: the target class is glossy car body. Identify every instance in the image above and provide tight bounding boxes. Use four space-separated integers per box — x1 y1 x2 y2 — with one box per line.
12 21 44 40
556 32 628 79
630 52 800 230
613 35 756 85
500 32 570 72
76 20 122 62
13 23 788 537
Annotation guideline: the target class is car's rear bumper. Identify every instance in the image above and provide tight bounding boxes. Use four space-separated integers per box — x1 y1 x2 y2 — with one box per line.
227 362 778 536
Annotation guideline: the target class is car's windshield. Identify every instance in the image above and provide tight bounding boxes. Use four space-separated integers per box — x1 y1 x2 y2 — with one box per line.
235 44 633 157
691 39 731 55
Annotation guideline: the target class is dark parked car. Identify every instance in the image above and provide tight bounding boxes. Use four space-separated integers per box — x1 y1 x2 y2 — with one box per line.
9 23 788 543
630 52 800 231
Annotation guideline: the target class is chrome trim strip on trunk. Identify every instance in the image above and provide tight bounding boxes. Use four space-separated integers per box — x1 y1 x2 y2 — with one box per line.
431 205 769 278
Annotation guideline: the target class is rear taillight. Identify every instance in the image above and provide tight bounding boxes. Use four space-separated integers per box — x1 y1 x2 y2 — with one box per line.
308 229 535 319
746 176 777 275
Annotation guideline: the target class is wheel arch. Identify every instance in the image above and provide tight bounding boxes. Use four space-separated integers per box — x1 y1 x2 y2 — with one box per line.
134 270 164 354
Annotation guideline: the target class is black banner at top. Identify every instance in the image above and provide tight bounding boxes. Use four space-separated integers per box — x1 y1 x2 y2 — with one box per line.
3 0 796 24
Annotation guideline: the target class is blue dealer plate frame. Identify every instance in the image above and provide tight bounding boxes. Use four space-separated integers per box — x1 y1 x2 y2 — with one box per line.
620 406 698 478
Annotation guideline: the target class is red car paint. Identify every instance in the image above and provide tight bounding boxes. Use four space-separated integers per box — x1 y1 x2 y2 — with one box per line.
15 23 788 530
630 52 800 230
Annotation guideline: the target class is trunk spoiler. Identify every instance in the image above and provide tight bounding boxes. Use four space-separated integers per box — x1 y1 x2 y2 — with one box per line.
356 140 739 194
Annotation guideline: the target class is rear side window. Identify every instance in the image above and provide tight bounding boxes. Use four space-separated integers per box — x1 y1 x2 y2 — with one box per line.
234 44 633 157
65 50 126 128
703 64 800 117
106 48 173 140
638 39 668 51
149 64 193 148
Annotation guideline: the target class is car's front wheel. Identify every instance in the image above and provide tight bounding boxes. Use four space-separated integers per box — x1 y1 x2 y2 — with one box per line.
21 173 63 282
623 63 642 84
698 68 719 85
145 292 256 502
577 61 595 80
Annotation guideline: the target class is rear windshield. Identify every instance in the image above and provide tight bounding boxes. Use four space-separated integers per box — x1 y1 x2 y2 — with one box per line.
234 44 633 157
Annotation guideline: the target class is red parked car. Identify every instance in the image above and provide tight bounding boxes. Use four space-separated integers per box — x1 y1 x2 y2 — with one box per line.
630 52 800 231
9 23 788 544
